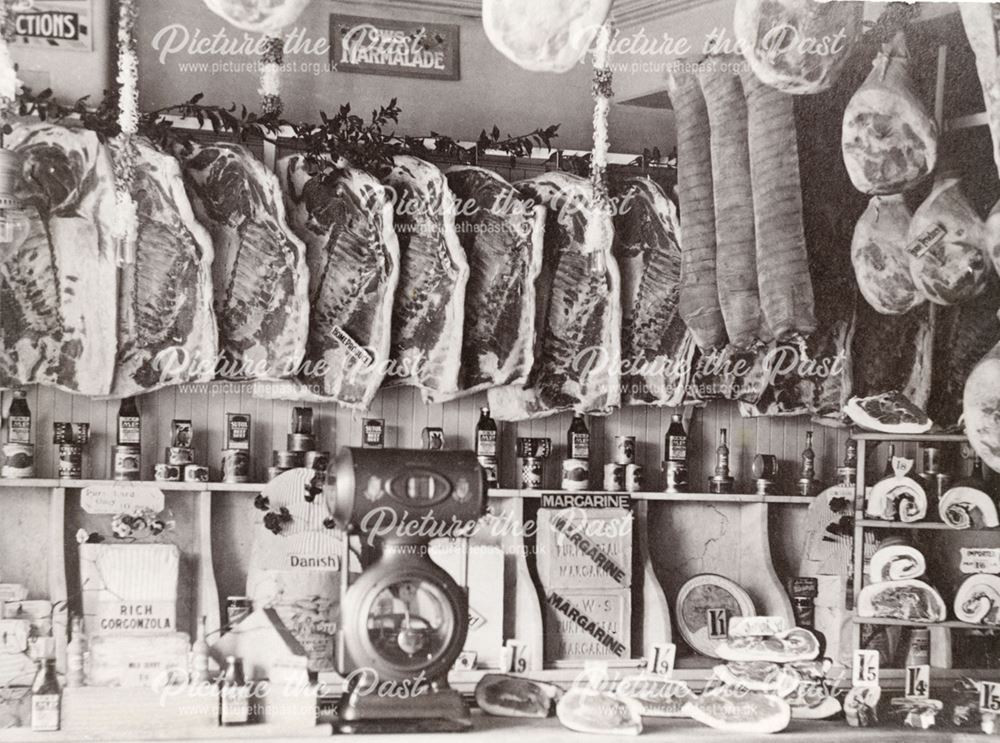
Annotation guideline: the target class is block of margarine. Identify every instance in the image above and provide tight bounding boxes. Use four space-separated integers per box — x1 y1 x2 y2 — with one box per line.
79 544 180 635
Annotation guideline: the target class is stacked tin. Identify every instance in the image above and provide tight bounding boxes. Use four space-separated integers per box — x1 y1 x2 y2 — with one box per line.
605 436 641 493
268 408 329 481
517 438 551 490
53 423 90 480
154 420 210 483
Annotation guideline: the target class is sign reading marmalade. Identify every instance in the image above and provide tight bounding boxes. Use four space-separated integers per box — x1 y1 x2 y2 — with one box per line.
330 14 460 80
12 0 93 51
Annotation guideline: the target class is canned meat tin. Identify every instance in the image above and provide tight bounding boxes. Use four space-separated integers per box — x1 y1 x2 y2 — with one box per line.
184 464 210 483
604 463 626 492
287 433 315 453
520 457 543 490
625 464 643 493
113 445 141 481
614 436 636 465
165 447 194 466
561 459 589 491
304 451 330 471
154 463 182 482
222 449 250 483
58 444 83 480
274 450 305 469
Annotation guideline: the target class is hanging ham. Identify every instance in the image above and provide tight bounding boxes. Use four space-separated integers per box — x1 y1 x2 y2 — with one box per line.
666 69 727 351
488 172 620 420
202 0 312 33
842 32 937 195
612 177 694 407
481 0 612 73
851 195 922 315
963 312 1000 472
109 138 218 398
907 173 990 306
1 123 118 395
734 0 861 94
179 142 309 381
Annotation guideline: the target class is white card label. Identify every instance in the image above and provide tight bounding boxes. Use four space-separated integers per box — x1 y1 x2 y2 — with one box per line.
960 548 1000 575
647 643 676 677
455 651 477 671
905 665 930 699
729 615 787 637
706 608 729 640
81 484 164 515
853 649 880 688
980 681 1000 713
503 639 528 673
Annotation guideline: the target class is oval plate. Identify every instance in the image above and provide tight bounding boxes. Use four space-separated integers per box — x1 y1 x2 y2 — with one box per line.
675 574 755 659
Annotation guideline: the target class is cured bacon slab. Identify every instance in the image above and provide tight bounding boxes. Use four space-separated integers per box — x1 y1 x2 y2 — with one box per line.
202 0 312 33
489 172 620 421
383 155 468 398
436 166 544 400
179 142 309 381
612 177 693 407
109 138 218 397
264 155 399 409
1 123 117 395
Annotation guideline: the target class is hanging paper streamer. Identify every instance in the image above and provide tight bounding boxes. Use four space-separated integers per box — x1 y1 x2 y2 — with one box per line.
585 21 613 275
260 34 283 116
112 0 139 265
203 0 312 34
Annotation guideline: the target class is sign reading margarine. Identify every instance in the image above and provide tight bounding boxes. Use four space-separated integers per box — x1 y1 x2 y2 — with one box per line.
330 14 460 80
11 0 93 52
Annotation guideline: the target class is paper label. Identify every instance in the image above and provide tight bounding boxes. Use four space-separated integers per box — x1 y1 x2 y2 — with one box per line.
905 665 930 699
729 615 788 637
455 651 477 671
96 601 175 633
332 326 374 368
504 639 528 673
647 643 676 677
960 548 1000 575
853 649 880 688
907 222 946 258
706 608 729 640
31 695 60 732
88 634 190 688
980 681 1000 713
81 484 164 515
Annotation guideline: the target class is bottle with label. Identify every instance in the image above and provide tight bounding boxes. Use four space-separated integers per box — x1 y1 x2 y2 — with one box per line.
664 413 688 493
66 616 86 688
192 616 210 684
708 428 734 494
117 397 141 446
218 655 250 726
838 438 857 487
31 657 61 732
797 431 818 497
475 407 497 457
567 414 590 460
7 389 30 444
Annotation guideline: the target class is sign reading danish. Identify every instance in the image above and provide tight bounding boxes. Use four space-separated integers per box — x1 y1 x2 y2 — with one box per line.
11 0 93 51
330 14 460 80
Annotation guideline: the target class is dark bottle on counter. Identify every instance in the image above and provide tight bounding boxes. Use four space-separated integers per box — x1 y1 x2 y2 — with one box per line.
568 414 590 460
7 389 30 444
475 407 497 458
117 397 141 446
31 657 61 732
219 655 251 726
797 431 817 497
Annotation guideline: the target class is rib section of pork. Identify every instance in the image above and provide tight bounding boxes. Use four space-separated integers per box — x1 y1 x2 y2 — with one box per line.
179 142 309 381
1 123 117 395
435 166 544 400
383 155 468 398
265 155 399 409
612 177 693 407
489 172 620 420
109 137 218 397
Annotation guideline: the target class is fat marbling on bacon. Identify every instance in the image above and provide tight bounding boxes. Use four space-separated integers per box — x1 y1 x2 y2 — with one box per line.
612 177 693 407
261 155 399 410
178 142 309 381
109 137 218 398
382 155 468 399
435 166 544 400
489 172 620 421
1 122 118 395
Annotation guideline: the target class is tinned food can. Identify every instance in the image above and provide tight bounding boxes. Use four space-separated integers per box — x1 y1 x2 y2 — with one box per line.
184 464 210 483
520 457 543 490
287 433 315 453
113 445 141 481
222 449 250 483
604 463 626 492
165 447 194 466
267 466 289 482
304 451 330 471
154 463 182 482
626 464 643 493
562 459 589 491
478 456 498 487
614 436 636 465
663 460 688 493
904 628 930 667
274 450 305 469
58 444 83 480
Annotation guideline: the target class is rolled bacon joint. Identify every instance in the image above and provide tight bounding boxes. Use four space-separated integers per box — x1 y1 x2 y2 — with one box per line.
842 32 937 195
734 0 862 95
667 69 728 351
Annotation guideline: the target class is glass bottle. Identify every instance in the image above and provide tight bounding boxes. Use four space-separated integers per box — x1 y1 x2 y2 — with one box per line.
708 428 734 494
31 657 61 732
798 431 817 496
192 616 210 684
218 656 250 726
117 397 141 446
475 407 497 458
567 414 590 460
666 414 687 462
7 389 30 444
66 616 86 688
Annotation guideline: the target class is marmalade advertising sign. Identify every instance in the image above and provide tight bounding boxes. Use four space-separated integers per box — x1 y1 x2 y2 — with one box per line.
11 0 93 51
330 13 460 81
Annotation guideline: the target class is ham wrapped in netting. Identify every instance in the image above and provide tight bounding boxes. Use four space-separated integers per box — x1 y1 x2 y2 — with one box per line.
851 195 922 315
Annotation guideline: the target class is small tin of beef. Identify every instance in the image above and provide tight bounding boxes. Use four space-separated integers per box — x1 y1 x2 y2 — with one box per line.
520 457 543 490
58 444 83 480
478 456 498 487
421 427 444 450
614 436 636 465
362 419 385 449
222 449 250 483
290 407 314 436
53 423 89 446
287 433 315 453
113 445 141 481
165 447 194 466
184 464 210 483
274 450 305 469
517 438 552 459
625 464 643 493
562 459 590 491
304 451 330 471
154 463 182 482
663 460 688 493
226 413 251 451
604 463 626 492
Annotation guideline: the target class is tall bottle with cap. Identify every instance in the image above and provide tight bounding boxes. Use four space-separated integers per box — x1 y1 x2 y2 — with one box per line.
191 615 211 684
66 616 86 688
218 655 250 726
567 414 590 461
31 647 61 732
7 389 30 443
664 413 688 493
475 407 498 488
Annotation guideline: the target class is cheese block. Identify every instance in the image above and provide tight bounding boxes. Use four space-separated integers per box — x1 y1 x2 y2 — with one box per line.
685 687 791 734
857 579 946 623
954 573 1000 626
614 676 694 718
474 674 562 718
716 627 821 663
556 687 643 736
868 545 926 583
675 575 755 659
79 543 179 635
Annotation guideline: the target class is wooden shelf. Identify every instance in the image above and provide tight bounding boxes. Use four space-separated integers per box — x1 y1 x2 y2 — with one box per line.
854 617 998 631
856 518 999 531
488 488 814 505
850 430 967 443
0 478 265 492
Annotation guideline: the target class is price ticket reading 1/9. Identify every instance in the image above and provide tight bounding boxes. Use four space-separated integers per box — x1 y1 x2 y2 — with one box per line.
852 649 880 688
647 643 676 677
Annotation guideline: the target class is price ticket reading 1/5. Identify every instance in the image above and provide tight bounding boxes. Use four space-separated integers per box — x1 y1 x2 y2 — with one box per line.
981 681 1000 713
852 649 880 688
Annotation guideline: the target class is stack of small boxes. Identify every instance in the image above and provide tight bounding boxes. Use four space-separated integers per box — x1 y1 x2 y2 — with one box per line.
154 420 210 483
268 408 329 481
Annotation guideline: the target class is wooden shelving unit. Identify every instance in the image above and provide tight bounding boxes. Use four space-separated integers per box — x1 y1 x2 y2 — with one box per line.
0 478 265 492
857 518 999 531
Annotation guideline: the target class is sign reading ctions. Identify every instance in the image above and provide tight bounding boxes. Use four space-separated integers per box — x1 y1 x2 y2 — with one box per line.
330 14 460 80
12 0 92 51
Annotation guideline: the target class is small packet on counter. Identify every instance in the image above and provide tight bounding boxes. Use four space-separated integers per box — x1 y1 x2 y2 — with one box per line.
891 697 942 730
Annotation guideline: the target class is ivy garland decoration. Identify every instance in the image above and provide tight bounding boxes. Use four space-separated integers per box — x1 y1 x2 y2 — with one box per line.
260 34 283 117
0 0 21 138
112 0 140 265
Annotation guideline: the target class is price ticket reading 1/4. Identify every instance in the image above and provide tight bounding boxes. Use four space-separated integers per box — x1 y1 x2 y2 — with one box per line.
905 664 930 700
852 649 880 688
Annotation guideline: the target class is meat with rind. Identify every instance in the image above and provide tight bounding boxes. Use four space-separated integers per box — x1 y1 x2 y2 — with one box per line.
964 312 1000 472
851 195 922 315
1 122 118 395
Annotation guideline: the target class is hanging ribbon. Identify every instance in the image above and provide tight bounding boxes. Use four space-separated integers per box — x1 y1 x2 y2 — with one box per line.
260 34 284 117
585 21 614 276
112 0 139 265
